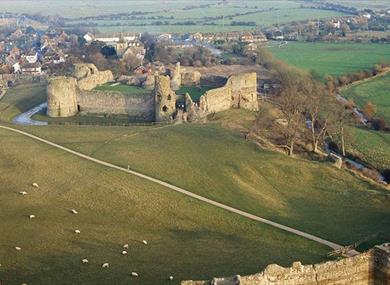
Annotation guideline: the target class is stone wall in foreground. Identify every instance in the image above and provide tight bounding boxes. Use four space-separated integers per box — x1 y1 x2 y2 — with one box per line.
181 244 390 285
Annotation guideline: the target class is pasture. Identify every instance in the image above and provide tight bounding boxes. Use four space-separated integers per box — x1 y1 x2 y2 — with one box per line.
270 42 390 77
0 0 349 33
342 72 390 125
348 126 390 171
1 78 390 284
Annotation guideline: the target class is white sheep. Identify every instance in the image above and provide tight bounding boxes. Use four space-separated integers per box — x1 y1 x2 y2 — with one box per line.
32 183 39 188
70 209 78 214
123 244 129 249
74 230 81 234
15 246 21 251
121 250 127 255
131 272 139 277
102 263 109 268
82 259 89 264
29 215 35 219
142 240 148 245
19 191 27 195
169 276 174 281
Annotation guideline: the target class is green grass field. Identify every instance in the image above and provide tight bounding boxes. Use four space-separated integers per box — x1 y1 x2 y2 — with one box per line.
94 83 151 95
177 86 214 102
270 42 390 77
1 80 390 284
347 127 390 171
342 72 390 124
0 126 332 285
0 0 349 33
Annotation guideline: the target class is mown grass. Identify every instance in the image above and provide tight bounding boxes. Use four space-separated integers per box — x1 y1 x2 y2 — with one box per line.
342 72 390 125
94 83 151 95
270 42 390 77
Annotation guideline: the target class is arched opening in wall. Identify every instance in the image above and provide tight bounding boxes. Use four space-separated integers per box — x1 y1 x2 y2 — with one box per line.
77 105 81 112
162 105 168 112
167 95 172 100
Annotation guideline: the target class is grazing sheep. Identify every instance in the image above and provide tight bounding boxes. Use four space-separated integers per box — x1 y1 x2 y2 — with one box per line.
70 209 78 214
74 230 81 234
32 183 39 188
82 259 89 264
29 215 35 219
19 191 27 195
123 244 129 249
15 247 21 251
142 240 148 245
169 276 174 281
121 251 127 255
131 272 139 277
102 263 109 268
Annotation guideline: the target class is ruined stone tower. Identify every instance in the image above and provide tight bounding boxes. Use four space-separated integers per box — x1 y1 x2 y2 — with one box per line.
46 77 78 117
155 75 177 122
169 62 181 91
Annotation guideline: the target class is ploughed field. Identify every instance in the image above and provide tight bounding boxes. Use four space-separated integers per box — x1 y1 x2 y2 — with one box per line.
270 42 390 77
1 78 390 284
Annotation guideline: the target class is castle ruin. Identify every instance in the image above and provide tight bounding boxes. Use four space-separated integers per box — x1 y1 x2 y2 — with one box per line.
181 243 390 285
46 63 259 122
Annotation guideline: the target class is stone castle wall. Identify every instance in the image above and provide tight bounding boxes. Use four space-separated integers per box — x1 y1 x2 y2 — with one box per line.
46 76 78 117
78 90 155 120
200 72 259 115
181 244 390 285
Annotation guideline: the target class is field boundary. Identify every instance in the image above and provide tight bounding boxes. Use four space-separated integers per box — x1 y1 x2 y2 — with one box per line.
0 124 356 254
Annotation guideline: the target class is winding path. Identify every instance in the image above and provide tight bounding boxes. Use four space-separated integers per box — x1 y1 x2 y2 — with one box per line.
0 124 358 255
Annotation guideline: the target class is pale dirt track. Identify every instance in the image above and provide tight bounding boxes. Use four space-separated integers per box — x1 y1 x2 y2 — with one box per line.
0 124 359 255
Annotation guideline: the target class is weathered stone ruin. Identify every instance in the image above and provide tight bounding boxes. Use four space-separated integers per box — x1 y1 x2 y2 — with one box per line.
46 63 259 122
47 76 78 117
155 75 177 121
181 243 390 285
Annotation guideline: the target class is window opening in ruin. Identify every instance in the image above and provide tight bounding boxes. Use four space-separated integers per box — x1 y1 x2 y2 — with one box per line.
162 105 168 112
167 95 172 100
77 105 81 112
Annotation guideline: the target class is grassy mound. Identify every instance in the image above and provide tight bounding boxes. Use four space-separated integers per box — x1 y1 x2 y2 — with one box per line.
19 115 390 246
0 127 330 285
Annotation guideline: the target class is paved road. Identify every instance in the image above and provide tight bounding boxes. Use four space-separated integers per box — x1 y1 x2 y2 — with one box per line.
13 102 48 126
0 125 358 255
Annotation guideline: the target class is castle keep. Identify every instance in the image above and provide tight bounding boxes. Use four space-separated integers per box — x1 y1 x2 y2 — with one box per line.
46 63 259 122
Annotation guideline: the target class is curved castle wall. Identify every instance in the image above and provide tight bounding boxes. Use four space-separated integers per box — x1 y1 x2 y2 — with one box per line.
46 77 78 117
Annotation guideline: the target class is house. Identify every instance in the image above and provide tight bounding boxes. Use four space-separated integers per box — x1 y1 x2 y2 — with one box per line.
83 32 94 43
190 32 203 41
12 62 21 73
156 33 172 42
21 62 42 75
331 20 341 29
94 33 139 45
362 13 371 19
252 33 267 42
226 32 240 42
239 32 254 43
23 51 38 64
